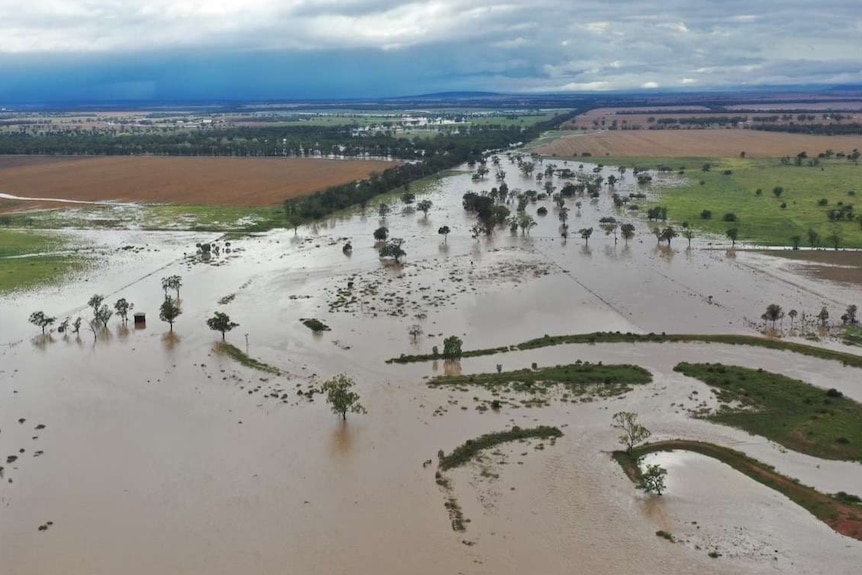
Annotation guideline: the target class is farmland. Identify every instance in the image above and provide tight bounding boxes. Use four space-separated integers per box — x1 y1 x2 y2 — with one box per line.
537 129 862 158
0 156 396 210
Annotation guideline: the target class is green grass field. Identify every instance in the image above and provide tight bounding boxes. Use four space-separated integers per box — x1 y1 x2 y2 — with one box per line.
0 230 84 293
612 156 862 248
674 362 862 461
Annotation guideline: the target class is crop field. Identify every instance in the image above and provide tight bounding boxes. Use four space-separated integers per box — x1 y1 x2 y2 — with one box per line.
0 156 395 211
538 129 862 158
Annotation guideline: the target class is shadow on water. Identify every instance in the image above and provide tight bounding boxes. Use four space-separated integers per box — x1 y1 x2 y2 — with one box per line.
161 331 181 351
330 420 358 459
442 359 462 377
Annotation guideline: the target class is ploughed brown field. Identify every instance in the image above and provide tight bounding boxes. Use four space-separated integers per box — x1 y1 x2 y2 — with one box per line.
0 156 396 210
538 129 862 158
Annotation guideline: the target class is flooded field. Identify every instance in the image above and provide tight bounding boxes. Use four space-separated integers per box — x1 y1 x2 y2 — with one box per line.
1 156 860 574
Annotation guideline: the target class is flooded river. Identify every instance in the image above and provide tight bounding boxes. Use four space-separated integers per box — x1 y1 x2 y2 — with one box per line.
1 156 860 573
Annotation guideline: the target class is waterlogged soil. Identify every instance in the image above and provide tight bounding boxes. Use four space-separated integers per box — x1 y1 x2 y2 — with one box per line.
1 156 861 574
761 249 862 288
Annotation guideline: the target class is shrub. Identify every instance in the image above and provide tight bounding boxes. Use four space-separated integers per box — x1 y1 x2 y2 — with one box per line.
722 212 737 222
700 210 712 220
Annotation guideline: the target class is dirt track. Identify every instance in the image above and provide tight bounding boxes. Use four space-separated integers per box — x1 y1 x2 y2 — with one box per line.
0 156 395 210
539 129 862 158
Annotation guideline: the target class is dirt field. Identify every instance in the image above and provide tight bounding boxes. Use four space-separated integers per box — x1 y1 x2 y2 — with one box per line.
538 129 862 158
0 156 395 210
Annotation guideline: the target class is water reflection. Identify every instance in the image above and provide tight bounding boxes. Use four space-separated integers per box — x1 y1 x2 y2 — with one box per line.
161 331 181 350
330 420 357 458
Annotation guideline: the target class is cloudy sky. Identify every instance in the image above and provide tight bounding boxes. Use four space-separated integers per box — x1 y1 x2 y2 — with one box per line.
1 0 861 101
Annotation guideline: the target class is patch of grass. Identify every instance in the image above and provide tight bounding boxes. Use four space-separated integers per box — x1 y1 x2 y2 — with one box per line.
674 362 862 461
614 440 862 541
0 255 86 294
843 327 862 347
429 362 652 406
617 156 862 247
219 343 281 375
0 229 65 257
439 426 563 471
388 331 862 370
301 318 330 332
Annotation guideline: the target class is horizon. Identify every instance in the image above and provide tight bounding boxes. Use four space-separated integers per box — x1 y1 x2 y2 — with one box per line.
2 1 862 102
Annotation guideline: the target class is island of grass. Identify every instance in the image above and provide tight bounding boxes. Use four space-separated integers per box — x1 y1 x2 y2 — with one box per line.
219 342 281 375
674 362 862 461
301 318 331 332
429 362 652 406
614 440 862 541
387 331 862 370
440 426 563 471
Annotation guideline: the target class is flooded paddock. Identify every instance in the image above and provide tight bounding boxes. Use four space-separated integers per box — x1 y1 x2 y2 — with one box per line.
1 156 860 574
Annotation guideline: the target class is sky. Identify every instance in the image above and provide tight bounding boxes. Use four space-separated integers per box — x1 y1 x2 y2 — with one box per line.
1 0 861 102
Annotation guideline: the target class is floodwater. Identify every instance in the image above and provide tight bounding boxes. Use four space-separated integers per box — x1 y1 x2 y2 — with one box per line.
1 155 861 574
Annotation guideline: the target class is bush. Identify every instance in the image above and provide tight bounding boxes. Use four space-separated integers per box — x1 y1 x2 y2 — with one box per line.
700 210 712 220
722 212 737 222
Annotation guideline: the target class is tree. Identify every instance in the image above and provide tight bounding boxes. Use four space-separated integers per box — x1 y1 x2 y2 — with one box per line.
417 199 433 216
408 324 423 342
71 317 82 335
29 311 56 335
611 411 651 454
841 304 858 325
160 296 181 332
438 225 451 244
788 309 798 329
807 228 820 248
377 202 391 218
373 226 389 242
161 275 182 300
790 235 801 250
442 335 463 360
578 227 593 245
114 298 134 324
621 223 636 245
206 312 239 341
638 463 668 495
321 374 366 421
400 191 415 205
88 294 105 316
380 238 406 263
88 294 112 329
726 227 739 247
518 214 537 235
682 228 694 248
772 186 784 199
660 226 678 246
764 303 783 330
818 306 830 327
826 230 842 250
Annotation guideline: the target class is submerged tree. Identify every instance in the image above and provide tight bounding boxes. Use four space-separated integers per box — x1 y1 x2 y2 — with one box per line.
160 296 182 332
660 226 678 247
29 311 56 335
321 374 366 421
788 309 798 329
637 463 668 496
818 306 830 327
114 298 134 325
578 227 593 246
373 226 389 242
611 412 651 454
726 227 739 247
442 335 463 360
620 223 636 245
763 303 784 330
682 228 694 248
380 238 406 263
408 324 423 342
842 304 858 325
206 312 239 341
437 225 451 244
417 199 433 216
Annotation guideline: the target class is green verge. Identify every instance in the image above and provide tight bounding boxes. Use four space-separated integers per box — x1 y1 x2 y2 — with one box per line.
387 331 862 368
605 156 862 248
674 362 862 461
219 343 281 375
614 440 862 541
439 426 563 471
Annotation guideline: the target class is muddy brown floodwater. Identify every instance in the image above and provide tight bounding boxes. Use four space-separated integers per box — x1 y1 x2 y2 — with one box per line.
1 156 861 574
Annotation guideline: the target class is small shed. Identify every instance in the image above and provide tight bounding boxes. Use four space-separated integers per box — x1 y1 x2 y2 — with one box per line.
133 312 146 328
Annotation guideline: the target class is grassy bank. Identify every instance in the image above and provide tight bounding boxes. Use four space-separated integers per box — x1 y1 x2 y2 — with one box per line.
607 156 862 248
439 426 563 471
674 362 862 461
219 342 282 375
388 331 862 369
615 440 862 541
